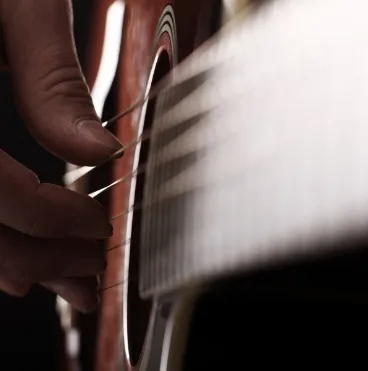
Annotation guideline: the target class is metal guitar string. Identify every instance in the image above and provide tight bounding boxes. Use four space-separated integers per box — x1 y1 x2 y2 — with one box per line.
107 238 131 252
89 89 170 293
95 3 283 293
95 89 208 292
63 129 151 185
66 78 177 292
69 67 223 199
65 76 205 196
98 239 136 292
63 68 185 186
101 274 138 292
73 8 259 293
64 43 222 187
80 55 226 293
89 165 144 198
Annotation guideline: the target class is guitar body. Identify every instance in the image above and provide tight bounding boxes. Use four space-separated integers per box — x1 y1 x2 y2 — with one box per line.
67 0 368 370
80 1 222 370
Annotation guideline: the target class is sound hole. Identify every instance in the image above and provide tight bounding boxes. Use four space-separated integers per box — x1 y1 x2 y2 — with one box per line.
127 50 171 367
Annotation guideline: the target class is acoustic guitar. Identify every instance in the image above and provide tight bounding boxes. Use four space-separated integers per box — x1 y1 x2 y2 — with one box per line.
64 0 368 369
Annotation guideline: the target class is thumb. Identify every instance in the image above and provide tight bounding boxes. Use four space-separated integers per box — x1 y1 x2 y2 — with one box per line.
0 0 123 166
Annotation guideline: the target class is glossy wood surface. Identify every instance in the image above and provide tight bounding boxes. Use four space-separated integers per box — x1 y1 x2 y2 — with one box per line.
84 1 218 370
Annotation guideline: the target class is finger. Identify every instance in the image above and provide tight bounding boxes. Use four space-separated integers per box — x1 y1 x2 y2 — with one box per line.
0 0 123 166
0 279 30 297
0 150 112 239
41 276 100 313
0 223 106 282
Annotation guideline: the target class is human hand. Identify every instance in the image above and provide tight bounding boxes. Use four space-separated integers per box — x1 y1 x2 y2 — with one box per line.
0 0 123 312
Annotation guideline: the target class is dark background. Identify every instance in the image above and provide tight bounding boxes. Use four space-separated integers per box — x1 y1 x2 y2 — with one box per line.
0 1 94 369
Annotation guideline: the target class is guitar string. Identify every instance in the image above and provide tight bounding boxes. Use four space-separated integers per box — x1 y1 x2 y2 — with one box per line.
71 93 215 200
95 84 220 288
99 168 224 292
80 84 213 292
64 130 151 185
68 55 226 292
98 239 134 292
89 164 145 198
103 72 170 129
90 4 282 294
65 82 169 292
64 96 154 291
106 238 131 252
100 275 138 292
63 75 161 185
82 89 227 292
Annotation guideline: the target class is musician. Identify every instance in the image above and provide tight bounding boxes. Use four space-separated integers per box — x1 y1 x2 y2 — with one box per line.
0 0 121 315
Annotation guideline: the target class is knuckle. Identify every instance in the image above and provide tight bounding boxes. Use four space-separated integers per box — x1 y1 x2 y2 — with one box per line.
34 49 91 105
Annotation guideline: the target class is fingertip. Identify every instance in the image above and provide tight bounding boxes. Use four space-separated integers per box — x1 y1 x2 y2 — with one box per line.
75 119 124 166
70 200 113 239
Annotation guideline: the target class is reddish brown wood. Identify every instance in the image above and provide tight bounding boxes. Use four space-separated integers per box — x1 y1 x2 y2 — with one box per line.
84 1 219 370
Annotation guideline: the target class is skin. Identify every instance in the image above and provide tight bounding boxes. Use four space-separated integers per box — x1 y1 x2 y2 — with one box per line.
0 0 123 313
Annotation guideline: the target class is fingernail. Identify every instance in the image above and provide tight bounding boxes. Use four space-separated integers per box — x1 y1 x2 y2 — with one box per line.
77 120 123 153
